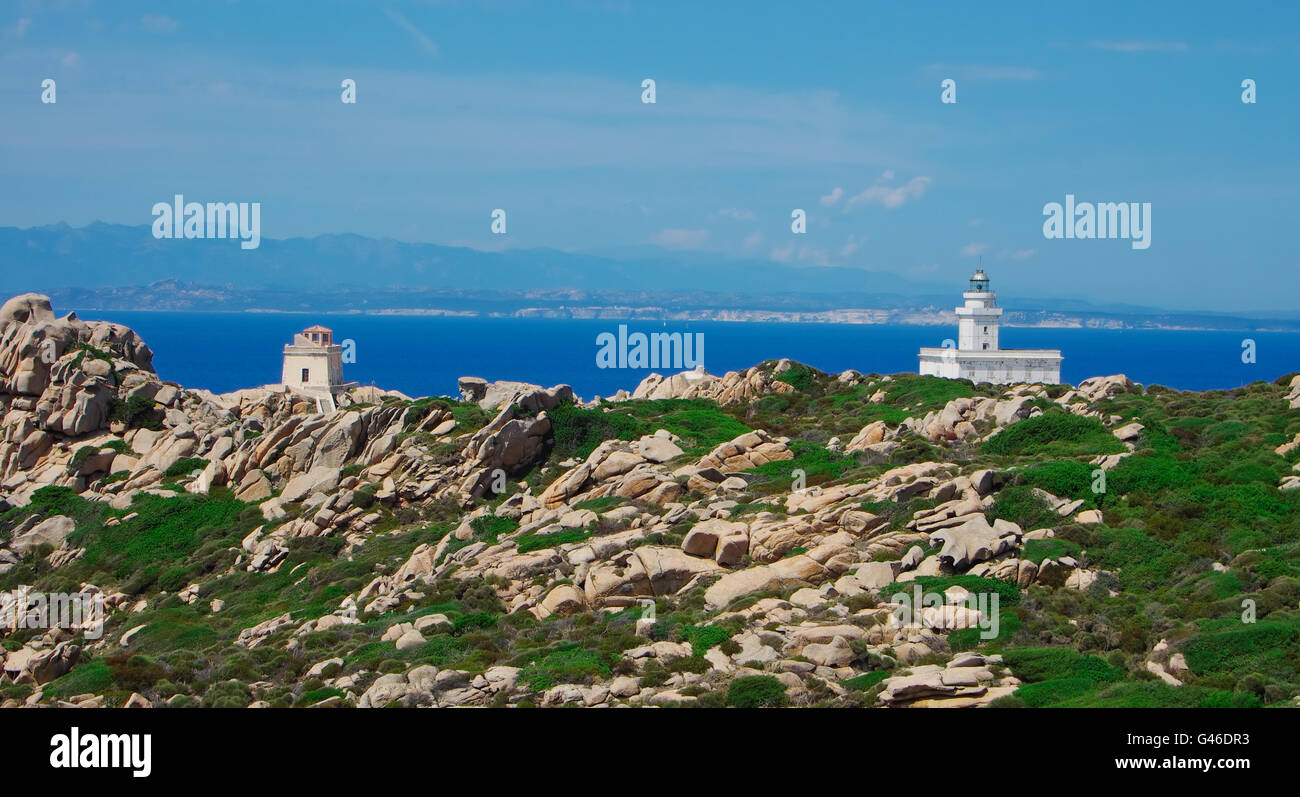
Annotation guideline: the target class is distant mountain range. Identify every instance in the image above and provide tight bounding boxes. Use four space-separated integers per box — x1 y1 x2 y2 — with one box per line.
1 221 944 296
5 222 1300 331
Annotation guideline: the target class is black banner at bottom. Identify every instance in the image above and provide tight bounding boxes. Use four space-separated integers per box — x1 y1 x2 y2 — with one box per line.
4 707 1285 787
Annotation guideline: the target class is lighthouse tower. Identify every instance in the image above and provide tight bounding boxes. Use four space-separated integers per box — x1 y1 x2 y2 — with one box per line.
957 269 1001 352
280 325 358 412
917 270 1063 385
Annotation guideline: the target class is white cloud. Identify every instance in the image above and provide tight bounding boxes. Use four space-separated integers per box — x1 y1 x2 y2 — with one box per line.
140 14 179 34
848 175 932 209
653 228 709 250
384 8 439 57
1088 39 1188 53
61 52 80 68
840 234 864 257
742 231 764 250
819 187 843 207
961 242 988 257
5 17 32 39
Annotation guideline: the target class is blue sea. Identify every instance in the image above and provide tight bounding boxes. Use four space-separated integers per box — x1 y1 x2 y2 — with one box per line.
92 312 1300 400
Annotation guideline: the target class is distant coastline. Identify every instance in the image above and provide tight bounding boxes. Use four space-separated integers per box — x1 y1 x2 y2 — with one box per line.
67 303 1300 333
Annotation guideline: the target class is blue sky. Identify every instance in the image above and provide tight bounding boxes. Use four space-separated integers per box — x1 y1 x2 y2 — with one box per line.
1 0 1298 312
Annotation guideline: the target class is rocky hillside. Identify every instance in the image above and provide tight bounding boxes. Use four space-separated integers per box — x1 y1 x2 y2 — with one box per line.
2 293 1299 709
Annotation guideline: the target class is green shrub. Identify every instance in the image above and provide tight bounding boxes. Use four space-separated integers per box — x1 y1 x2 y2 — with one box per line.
453 612 499 633
406 636 470 668
468 515 519 544
1000 646 1124 707
107 654 168 692
296 687 346 706
983 413 1124 457
518 645 610 691
1057 681 1262 708
876 374 974 412
745 440 855 487
548 403 643 460
949 609 1022 650
647 407 750 451
725 675 787 708
986 485 1061 531
1019 460 1098 504
573 496 626 513
108 395 163 431
515 526 595 554
681 624 732 657
44 659 114 698
549 399 750 460
840 670 891 691
1016 677 1110 707
774 363 815 392
1002 647 1120 683
1180 621 1300 677
201 679 251 708
163 458 209 479
67 446 102 474
1021 537 1083 565
1108 454 1198 493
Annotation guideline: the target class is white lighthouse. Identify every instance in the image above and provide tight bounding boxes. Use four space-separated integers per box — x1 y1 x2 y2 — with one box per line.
917 270 1062 385
280 325 358 412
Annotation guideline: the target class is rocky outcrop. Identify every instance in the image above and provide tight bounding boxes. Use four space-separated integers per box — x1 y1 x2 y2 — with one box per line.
704 555 827 610
928 515 1021 571
1073 374 1135 402
1285 374 1300 410
455 384 573 499
876 654 1015 707
624 360 803 406
537 428 790 511
458 376 573 411
900 392 1042 443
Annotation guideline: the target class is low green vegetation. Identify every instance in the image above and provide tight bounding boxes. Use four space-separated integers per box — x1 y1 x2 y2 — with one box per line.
986 485 1061 531
744 440 860 493
107 394 163 431
549 399 750 461
725 675 787 708
983 412 1125 457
